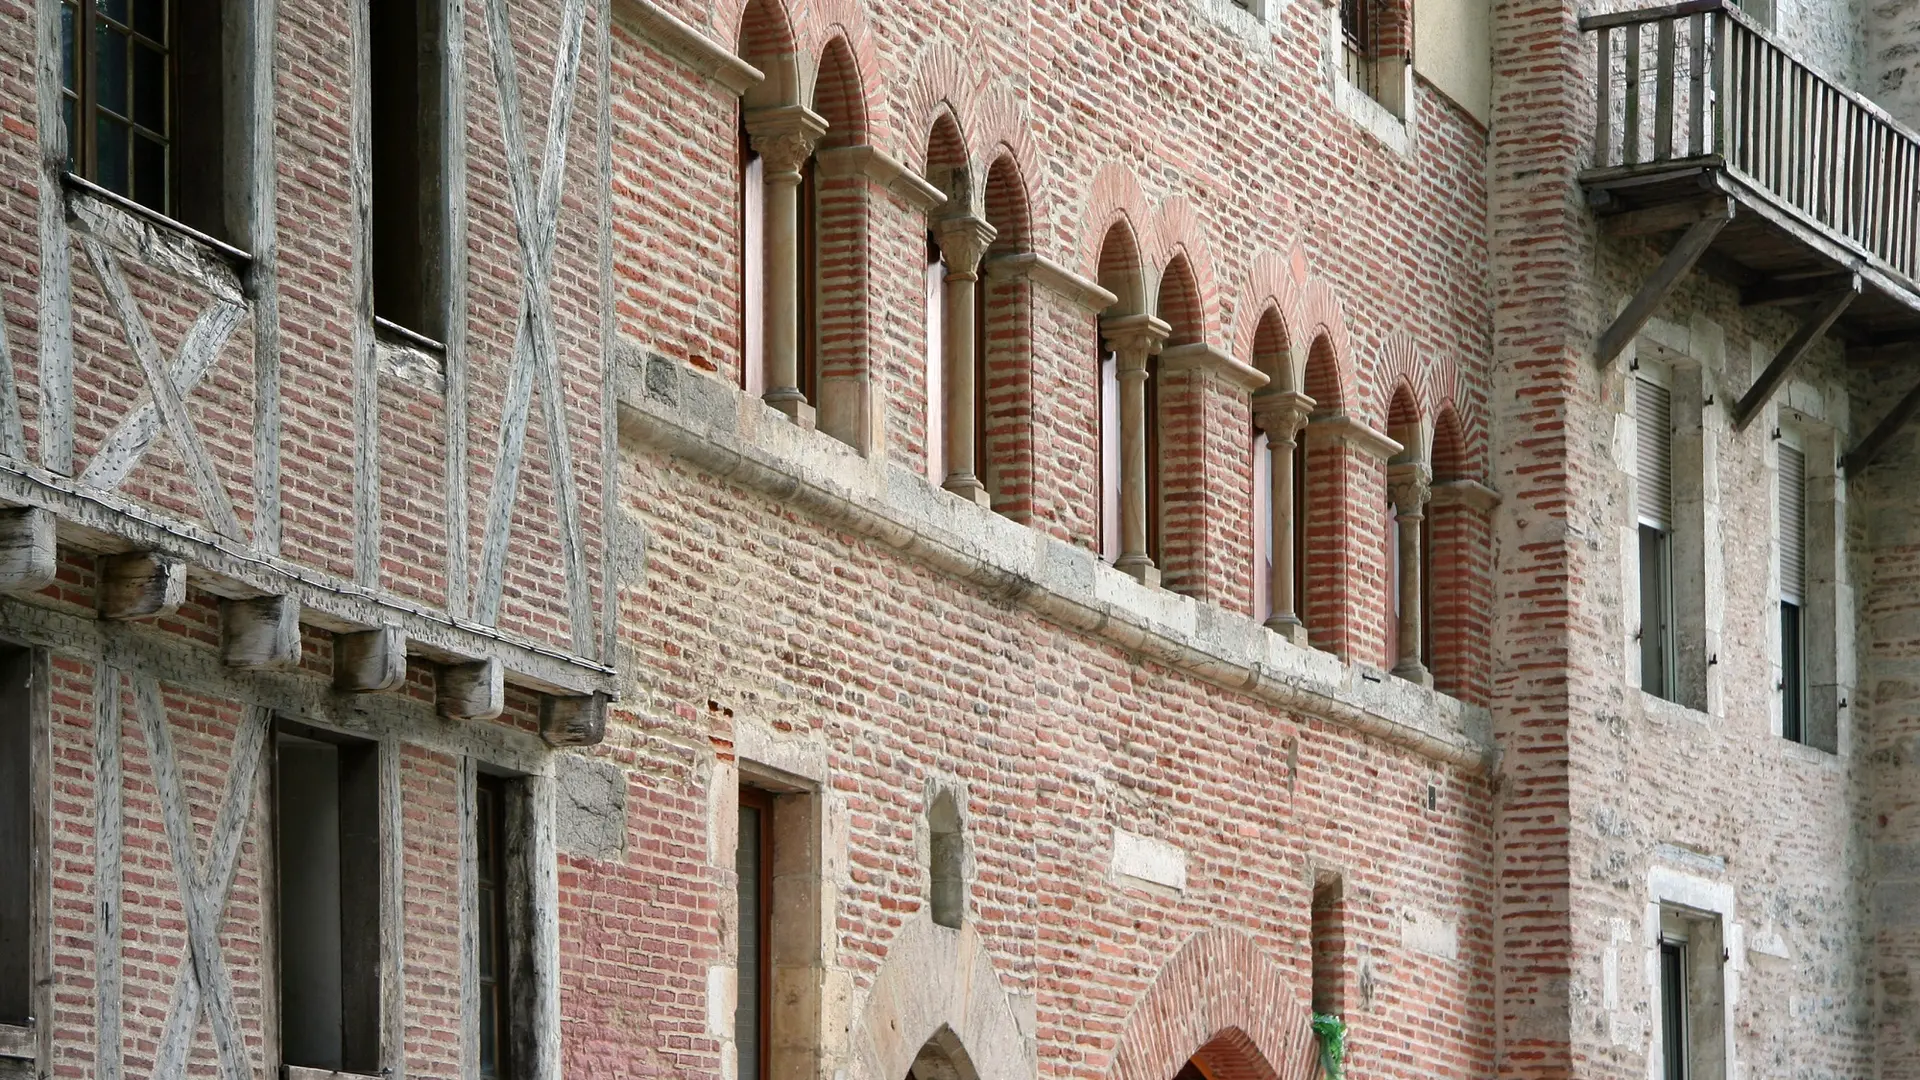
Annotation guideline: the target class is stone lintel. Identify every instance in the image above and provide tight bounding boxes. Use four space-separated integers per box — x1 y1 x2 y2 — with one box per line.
1304 411 1403 460
1429 477 1502 513
814 145 946 211
608 0 764 95
985 253 1118 312
1157 342 1270 393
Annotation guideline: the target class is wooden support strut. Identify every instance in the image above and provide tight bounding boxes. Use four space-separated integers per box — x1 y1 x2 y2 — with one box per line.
334 626 408 693
221 595 302 670
1731 277 1860 431
0 507 56 592
1595 198 1736 367
97 551 187 620
440 658 504 721
1844 373 1920 472
540 692 607 747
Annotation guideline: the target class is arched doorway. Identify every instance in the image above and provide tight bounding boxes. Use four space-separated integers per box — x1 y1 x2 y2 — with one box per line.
906 1025 979 1080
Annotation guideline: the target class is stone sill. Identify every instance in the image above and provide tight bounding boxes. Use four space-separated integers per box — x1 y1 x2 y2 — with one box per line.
615 352 1496 774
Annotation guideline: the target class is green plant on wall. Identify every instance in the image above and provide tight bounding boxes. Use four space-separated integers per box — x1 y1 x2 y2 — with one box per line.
1311 1014 1347 1080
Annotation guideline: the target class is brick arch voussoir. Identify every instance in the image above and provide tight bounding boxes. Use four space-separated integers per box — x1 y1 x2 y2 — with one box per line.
1106 929 1319 1080
1372 332 1435 460
718 0 801 100
849 916 1033 1080
968 85 1039 224
1082 163 1158 286
1293 281 1357 413
902 40 984 180
1230 249 1309 382
796 7 890 146
1150 198 1223 346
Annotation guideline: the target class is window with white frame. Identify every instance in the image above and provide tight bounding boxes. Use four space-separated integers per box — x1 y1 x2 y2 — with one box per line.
1636 368 1677 701
925 237 947 483
1657 906 1726 1080
1777 434 1808 744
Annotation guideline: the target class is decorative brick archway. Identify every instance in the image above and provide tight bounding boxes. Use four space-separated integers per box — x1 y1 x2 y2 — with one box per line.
1107 929 1320 1080
848 916 1033 1080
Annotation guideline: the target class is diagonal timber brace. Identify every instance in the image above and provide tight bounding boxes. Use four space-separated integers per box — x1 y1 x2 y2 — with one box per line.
1730 276 1859 431
1844 370 1920 472
1595 198 1735 368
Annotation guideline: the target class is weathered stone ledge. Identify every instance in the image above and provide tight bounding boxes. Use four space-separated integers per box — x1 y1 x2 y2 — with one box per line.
615 352 1497 774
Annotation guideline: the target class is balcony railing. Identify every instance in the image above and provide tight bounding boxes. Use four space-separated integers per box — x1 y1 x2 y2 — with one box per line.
1586 0 1920 284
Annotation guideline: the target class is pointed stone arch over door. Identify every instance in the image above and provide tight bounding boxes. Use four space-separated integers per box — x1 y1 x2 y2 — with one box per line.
847 915 1033 1080
1106 929 1320 1080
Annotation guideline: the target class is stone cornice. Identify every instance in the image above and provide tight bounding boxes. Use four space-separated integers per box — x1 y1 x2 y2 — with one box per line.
814 145 947 211
1304 412 1402 460
1429 477 1502 513
1157 342 1270 393
609 0 763 96
614 351 1497 775
985 253 1117 312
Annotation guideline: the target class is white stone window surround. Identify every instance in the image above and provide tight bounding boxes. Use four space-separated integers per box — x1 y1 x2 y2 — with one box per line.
1642 867 1741 1080
1618 323 1723 721
616 350 1497 774
1324 1 1417 155
1763 387 1852 757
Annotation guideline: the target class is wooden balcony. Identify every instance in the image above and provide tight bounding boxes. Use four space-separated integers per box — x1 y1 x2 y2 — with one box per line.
1580 0 1920 465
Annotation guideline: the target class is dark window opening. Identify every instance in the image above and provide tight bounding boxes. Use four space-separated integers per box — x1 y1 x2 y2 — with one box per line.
371 0 447 341
275 726 381 1075
1310 875 1345 1016
0 646 33 1029
1660 938 1688 1080
1639 524 1675 700
476 773 512 1080
1146 353 1162 567
1340 0 1381 95
736 787 774 1080
798 156 820 406
974 273 990 500
1293 439 1308 628
60 0 230 239
1781 602 1804 743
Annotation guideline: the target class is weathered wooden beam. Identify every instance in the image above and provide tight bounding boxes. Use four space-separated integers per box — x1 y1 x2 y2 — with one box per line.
333 626 408 693
1596 199 1736 367
440 658 504 721
540 693 607 747
1741 271 1860 308
1731 280 1859 431
1601 195 1734 238
0 507 56 592
96 552 186 621
220 595 302 670
1844 375 1920 472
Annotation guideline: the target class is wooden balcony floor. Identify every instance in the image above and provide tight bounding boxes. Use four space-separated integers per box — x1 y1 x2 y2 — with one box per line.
1586 161 1920 347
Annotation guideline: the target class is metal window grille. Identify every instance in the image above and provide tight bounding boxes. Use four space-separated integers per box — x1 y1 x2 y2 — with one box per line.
1340 0 1382 99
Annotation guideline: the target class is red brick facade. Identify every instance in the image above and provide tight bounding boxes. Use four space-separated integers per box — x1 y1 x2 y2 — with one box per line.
12 0 1908 1077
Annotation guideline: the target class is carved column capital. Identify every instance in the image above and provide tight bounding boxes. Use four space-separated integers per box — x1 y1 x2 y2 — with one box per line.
745 105 829 175
1100 314 1172 372
934 215 998 279
1388 461 1433 516
1252 390 1316 443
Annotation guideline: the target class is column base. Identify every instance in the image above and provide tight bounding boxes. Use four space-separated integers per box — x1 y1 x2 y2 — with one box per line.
1263 613 1310 647
941 474 992 507
764 389 817 431
1114 554 1161 589
1391 659 1433 687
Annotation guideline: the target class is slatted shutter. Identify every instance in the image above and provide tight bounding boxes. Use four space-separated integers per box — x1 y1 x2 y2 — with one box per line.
1779 443 1806 604
1636 377 1673 529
